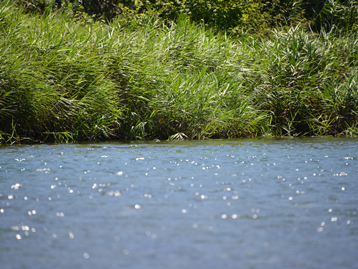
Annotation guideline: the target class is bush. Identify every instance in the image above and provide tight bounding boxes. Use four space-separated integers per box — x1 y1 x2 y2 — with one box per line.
11 0 358 34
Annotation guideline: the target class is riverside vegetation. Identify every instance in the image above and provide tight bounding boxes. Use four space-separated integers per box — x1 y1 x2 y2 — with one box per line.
1 0 358 143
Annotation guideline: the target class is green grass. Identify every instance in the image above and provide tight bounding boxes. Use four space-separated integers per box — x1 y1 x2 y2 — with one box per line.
1 0 358 143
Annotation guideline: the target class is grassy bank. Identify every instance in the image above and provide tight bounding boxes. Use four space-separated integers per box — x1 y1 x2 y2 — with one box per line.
1 1 358 143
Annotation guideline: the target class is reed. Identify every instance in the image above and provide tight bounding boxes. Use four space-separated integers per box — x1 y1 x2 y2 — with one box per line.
1 0 357 143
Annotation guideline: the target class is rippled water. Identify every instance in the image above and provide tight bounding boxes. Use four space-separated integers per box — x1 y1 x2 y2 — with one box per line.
1 137 358 269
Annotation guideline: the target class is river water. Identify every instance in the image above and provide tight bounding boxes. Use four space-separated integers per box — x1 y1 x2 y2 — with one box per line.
1 137 357 269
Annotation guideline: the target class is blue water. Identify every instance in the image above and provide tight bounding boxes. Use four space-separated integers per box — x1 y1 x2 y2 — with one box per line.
1 138 358 269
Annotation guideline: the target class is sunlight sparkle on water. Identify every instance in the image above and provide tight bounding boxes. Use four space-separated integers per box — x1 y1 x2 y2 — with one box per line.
1 138 358 269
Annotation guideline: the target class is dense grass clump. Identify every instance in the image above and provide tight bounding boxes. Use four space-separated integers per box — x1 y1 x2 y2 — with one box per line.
1 1 358 143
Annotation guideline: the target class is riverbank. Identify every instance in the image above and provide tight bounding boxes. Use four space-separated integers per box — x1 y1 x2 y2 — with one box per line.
1 1 358 144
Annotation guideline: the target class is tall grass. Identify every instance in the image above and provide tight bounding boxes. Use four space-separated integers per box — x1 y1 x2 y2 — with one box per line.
250 27 358 136
0 1 122 142
1 0 358 143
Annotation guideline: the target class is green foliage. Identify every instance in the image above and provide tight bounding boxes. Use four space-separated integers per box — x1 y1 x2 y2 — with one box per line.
145 0 264 32
247 26 358 136
316 0 358 32
0 1 122 142
1 0 358 144
12 0 54 14
10 0 358 34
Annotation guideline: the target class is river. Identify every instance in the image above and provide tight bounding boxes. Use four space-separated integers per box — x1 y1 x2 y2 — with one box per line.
1 137 357 269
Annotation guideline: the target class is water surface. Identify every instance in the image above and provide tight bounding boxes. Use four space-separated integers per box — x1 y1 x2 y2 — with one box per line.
1 137 358 269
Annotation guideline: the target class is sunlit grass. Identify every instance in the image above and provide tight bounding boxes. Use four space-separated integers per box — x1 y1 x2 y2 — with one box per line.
1 0 357 143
